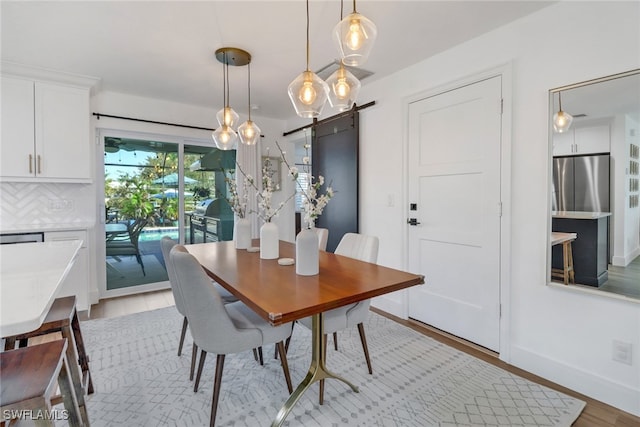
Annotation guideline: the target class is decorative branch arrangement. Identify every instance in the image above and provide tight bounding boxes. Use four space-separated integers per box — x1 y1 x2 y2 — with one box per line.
275 140 333 228
233 155 295 223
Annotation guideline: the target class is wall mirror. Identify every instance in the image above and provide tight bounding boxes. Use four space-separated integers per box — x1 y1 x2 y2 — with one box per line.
548 69 640 300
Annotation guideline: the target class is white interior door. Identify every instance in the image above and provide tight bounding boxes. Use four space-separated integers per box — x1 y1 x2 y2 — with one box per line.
407 76 503 352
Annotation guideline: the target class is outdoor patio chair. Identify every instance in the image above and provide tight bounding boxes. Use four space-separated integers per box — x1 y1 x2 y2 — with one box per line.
106 218 148 275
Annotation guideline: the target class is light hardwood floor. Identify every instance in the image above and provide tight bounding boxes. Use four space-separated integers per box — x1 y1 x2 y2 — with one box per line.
88 290 639 427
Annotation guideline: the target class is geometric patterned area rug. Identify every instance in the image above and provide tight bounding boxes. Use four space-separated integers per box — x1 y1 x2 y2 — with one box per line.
78 307 585 426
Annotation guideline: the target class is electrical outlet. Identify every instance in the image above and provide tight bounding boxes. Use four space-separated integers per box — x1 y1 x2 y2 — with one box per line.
612 340 633 365
48 199 74 212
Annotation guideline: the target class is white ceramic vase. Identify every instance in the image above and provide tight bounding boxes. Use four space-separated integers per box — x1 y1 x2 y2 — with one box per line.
234 217 251 250
260 221 279 259
296 227 319 276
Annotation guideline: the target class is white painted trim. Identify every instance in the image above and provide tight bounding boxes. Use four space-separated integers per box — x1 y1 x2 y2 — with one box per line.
612 247 640 267
395 63 514 360
1 61 100 92
511 344 640 416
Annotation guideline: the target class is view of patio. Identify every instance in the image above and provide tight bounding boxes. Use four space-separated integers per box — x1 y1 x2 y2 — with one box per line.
104 137 236 290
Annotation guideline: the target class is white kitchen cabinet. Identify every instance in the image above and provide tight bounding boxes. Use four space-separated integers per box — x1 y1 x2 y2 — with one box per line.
0 76 91 182
45 230 90 312
552 123 610 156
552 130 575 156
574 124 610 154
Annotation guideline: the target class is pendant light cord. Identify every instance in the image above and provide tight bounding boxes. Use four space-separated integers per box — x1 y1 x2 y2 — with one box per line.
353 0 357 13
222 51 227 112
306 0 310 71
247 63 252 121
558 92 563 111
226 59 231 108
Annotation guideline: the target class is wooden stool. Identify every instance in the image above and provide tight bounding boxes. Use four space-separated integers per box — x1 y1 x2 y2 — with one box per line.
551 232 577 285
0 339 83 426
3 296 92 425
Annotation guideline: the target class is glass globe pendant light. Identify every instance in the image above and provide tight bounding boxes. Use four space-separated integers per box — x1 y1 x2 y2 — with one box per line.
333 0 377 67
553 91 573 133
326 63 361 111
326 2 361 111
288 0 329 118
238 62 261 146
212 48 251 150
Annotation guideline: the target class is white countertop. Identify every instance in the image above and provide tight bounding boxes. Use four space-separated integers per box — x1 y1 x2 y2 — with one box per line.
0 240 82 336
552 211 611 220
0 222 94 234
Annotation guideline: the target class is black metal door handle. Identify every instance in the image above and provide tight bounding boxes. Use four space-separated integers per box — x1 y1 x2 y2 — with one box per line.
407 218 421 226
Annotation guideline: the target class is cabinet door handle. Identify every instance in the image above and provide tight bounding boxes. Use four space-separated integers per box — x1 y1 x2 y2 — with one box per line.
29 154 33 173
37 155 41 174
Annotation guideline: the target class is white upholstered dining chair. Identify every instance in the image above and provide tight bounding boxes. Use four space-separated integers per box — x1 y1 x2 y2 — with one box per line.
315 227 329 251
298 232 379 404
169 246 294 427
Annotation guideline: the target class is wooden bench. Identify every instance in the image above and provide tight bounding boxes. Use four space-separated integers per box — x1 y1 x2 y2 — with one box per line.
3 296 92 425
551 232 577 285
0 339 83 426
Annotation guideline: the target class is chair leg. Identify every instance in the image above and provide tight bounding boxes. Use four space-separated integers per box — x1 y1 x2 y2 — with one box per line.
276 322 295 360
319 334 328 405
210 354 225 427
71 308 94 395
357 323 373 375
190 344 198 381
194 349 207 392
57 352 82 427
333 332 338 351
257 346 264 366
253 348 259 362
4 337 16 351
60 324 89 426
276 341 293 394
136 253 146 276
178 316 188 356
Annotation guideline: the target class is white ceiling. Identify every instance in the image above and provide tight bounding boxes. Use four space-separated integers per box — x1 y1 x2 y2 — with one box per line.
1 1 554 121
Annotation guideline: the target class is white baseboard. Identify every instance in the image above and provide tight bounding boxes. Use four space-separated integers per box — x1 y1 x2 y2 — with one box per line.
511 345 640 417
371 294 405 319
611 246 640 267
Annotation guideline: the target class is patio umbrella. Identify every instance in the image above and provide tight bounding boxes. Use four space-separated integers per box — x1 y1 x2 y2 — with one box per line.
151 189 194 199
152 173 197 187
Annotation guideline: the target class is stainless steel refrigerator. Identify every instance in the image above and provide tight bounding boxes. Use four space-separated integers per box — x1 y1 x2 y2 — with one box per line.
552 154 610 212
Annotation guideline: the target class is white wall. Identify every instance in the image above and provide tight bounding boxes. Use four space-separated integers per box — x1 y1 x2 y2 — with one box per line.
612 112 640 266
302 1 639 416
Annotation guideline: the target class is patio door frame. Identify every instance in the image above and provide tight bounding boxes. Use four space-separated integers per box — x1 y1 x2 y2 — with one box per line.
96 127 211 300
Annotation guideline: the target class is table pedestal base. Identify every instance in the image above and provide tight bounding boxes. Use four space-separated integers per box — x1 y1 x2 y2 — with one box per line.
271 313 359 427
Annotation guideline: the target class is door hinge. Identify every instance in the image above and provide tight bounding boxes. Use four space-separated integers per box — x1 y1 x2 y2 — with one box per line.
500 98 504 115
499 304 502 318
498 202 503 217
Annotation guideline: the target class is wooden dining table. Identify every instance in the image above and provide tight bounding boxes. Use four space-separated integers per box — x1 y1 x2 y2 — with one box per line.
186 239 425 426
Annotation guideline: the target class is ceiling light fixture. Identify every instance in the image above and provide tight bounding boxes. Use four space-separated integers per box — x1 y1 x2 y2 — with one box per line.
212 48 251 150
288 0 329 118
238 62 261 146
553 91 573 133
333 0 377 67
326 0 361 111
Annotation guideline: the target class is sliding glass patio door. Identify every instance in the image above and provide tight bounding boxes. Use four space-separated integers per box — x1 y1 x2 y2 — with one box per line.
103 135 179 293
98 129 237 299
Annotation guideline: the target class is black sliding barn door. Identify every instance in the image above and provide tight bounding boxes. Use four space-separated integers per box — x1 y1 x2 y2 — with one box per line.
312 112 359 253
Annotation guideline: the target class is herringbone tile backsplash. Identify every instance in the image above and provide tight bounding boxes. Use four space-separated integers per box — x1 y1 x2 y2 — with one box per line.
0 182 94 230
